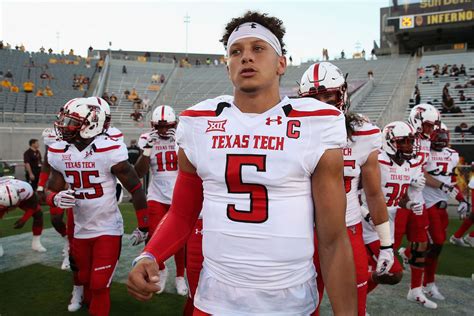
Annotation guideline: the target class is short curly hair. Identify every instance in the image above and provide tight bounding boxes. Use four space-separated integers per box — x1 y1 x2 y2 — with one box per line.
220 10 287 55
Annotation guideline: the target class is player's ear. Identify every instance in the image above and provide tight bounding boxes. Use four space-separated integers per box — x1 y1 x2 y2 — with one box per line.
277 56 286 76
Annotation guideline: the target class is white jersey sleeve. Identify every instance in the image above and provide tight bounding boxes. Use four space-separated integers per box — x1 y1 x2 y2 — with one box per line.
105 126 124 142
42 127 59 147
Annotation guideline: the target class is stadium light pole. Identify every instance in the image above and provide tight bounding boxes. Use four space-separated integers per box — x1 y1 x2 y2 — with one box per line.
184 13 191 57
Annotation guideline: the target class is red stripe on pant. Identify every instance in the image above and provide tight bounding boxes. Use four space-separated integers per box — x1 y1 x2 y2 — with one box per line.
183 219 204 316
313 223 368 316
148 200 185 276
71 235 121 316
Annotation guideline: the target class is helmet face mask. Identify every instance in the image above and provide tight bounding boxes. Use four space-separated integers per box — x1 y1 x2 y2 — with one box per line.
152 121 177 139
55 113 85 143
382 121 417 162
430 123 449 151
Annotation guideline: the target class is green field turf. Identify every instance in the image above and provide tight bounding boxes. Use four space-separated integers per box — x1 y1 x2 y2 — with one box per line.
0 264 186 315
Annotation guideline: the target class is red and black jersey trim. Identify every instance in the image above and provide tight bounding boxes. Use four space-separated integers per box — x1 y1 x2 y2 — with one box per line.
378 160 393 166
180 102 230 117
352 128 380 136
48 146 69 153
93 144 121 153
282 104 341 118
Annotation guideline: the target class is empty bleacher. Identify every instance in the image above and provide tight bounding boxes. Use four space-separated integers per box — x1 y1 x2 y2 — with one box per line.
104 59 175 126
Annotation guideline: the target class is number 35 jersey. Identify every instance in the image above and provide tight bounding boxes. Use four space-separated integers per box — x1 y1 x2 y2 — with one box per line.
176 96 347 289
138 132 178 204
48 138 128 238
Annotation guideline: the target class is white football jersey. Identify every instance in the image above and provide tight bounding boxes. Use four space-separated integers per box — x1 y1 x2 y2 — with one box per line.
423 147 459 208
48 138 128 238
177 96 346 313
343 119 381 226
363 151 414 244
42 127 60 147
0 178 34 206
138 131 178 204
408 138 431 204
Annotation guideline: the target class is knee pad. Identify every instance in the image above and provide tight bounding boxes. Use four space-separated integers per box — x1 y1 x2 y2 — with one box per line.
408 242 427 267
427 243 443 258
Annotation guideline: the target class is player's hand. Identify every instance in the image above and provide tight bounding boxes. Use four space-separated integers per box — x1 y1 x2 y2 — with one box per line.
439 183 459 199
376 247 394 275
54 189 76 208
130 227 148 246
127 258 160 301
29 173 35 181
457 200 470 219
410 173 426 191
360 205 374 227
407 200 423 215
13 219 26 229
144 132 159 148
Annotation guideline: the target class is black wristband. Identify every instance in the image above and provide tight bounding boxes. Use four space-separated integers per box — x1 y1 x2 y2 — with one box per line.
380 244 393 250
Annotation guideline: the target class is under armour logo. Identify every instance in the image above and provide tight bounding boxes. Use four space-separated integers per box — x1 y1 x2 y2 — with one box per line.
266 116 282 125
250 23 257 28
84 149 94 159
195 228 202 235
206 119 227 132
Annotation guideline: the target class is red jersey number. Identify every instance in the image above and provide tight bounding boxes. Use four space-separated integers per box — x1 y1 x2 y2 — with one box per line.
156 151 178 172
65 170 104 199
225 154 268 223
385 182 409 207
343 160 356 194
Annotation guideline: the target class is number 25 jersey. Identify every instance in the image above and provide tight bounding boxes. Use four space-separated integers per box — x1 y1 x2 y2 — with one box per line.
176 96 347 289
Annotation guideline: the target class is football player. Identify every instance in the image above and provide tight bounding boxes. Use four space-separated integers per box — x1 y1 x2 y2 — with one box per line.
0 177 46 253
134 105 188 296
395 104 440 309
422 123 470 298
128 11 357 315
298 61 392 316
46 97 149 316
450 162 474 247
362 121 422 295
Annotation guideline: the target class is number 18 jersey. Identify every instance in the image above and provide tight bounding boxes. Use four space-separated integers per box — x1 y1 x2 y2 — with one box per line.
176 96 347 291
138 132 178 204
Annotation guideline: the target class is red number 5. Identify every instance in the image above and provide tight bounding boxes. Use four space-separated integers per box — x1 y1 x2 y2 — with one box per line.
225 154 268 223
65 170 104 199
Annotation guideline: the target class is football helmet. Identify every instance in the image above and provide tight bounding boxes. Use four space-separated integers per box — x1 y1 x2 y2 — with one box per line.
408 104 440 138
91 97 112 131
0 184 20 208
382 121 417 161
151 105 177 138
298 62 349 112
55 97 106 143
430 122 449 151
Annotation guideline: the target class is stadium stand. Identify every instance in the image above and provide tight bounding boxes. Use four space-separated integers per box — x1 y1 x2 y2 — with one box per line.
0 49 95 123
104 59 175 126
406 52 474 143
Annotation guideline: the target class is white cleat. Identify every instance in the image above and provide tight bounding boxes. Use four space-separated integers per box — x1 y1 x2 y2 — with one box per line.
175 276 189 296
0 244 4 257
67 285 83 312
407 287 437 309
398 247 409 270
423 283 445 300
61 255 71 270
155 266 168 294
449 235 469 247
463 236 474 247
31 236 47 252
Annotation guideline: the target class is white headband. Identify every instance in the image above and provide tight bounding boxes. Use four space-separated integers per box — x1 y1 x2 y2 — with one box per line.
227 22 283 56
